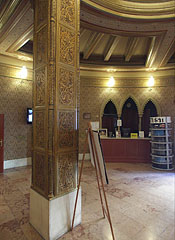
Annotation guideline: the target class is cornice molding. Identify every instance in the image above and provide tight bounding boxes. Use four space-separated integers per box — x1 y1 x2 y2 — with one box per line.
81 75 175 88
81 0 175 20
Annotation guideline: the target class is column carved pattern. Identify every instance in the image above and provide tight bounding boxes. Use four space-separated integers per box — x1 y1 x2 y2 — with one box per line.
33 152 46 193
35 68 46 106
59 68 74 106
59 112 74 148
55 0 79 196
56 152 76 195
48 155 53 197
60 27 75 66
36 26 47 67
33 0 79 198
60 0 75 27
35 112 45 149
49 0 56 105
36 0 48 28
48 110 53 150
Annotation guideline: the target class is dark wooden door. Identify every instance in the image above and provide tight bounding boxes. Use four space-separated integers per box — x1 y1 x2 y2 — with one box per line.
0 114 4 173
122 108 139 133
102 115 116 134
142 108 150 137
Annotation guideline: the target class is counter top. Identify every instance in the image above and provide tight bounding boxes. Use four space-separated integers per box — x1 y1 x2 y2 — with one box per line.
100 136 150 140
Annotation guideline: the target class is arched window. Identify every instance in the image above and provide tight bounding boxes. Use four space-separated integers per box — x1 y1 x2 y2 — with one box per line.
102 100 118 136
121 98 139 137
142 101 157 137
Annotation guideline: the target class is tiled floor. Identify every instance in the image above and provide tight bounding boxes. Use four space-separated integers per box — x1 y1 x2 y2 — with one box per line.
0 162 174 240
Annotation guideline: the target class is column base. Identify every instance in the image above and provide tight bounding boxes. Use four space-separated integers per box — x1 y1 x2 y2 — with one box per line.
30 188 81 240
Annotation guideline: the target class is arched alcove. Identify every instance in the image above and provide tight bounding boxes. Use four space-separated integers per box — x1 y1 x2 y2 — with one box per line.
118 94 141 116
121 97 139 137
142 100 158 137
102 100 118 136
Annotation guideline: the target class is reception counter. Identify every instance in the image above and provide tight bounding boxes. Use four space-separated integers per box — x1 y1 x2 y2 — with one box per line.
100 137 151 163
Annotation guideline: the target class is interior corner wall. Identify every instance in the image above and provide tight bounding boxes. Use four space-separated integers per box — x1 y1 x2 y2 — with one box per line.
79 75 175 154
0 71 33 165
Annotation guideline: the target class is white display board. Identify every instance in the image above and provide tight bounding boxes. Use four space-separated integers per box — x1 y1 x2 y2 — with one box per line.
150 116 171 124
91 121 99 131
88 130 108 184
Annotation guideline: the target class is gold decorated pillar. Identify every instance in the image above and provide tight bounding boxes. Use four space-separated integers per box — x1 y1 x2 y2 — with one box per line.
139 114 143 131
30 0 80 239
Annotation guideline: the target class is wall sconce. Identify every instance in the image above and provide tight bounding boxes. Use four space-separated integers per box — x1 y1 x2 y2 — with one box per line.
20 66 27 79
107 76 115 87
148 76 154 87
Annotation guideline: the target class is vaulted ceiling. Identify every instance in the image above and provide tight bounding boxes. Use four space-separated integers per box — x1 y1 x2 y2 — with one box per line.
0 0 175 72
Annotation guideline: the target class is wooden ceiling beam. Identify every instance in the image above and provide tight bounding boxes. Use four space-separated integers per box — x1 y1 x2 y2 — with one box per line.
145 35 164 68
80 28 87 39
0 0 31 44
145 36 156 68
104 36 120 61
159 37 175 66
0 0 12 20
6 24 33 53
125 37 139 62
0 0 21 32
83 32 104 59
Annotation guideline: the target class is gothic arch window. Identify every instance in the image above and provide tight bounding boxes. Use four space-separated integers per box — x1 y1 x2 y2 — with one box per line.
142 101 157 137
102 100 118 136
121 97 139 137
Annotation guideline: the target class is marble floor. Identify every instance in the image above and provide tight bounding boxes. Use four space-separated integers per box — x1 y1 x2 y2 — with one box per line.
0 162 174 240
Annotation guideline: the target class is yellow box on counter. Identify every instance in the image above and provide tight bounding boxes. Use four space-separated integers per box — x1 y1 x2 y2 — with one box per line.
130 133 138 138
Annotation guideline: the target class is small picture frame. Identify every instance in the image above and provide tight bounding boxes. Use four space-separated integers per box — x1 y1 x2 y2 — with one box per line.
98 128 108 137
83 113 91 119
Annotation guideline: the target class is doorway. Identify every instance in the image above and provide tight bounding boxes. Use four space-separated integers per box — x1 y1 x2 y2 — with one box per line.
121 97 139 136
102 100 118 136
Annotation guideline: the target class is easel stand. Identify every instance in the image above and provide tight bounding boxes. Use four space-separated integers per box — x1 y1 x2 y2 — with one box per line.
72 123 115 240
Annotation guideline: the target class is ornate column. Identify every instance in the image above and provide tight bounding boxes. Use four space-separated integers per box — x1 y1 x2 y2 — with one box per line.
117 115 122 137
139 114 143 131
30 1 81 239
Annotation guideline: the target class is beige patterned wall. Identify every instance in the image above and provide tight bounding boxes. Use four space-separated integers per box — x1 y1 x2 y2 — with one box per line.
79 75 175 153
0 75 32 160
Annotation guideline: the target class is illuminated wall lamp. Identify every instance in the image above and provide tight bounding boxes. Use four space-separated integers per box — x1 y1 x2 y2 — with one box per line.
148 76 154 88
20 66 27 79
107 76 115 87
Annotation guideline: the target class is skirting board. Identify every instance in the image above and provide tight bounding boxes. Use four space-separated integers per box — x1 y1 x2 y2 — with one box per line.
4 157 32 169
3 153 90 170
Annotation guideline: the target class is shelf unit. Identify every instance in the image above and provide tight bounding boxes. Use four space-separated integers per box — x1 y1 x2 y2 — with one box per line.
150 116 174 170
